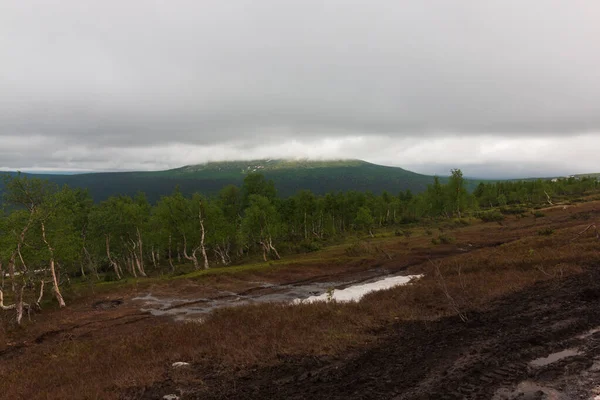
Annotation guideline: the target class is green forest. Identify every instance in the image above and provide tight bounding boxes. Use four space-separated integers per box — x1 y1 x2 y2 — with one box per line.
0 170 598 323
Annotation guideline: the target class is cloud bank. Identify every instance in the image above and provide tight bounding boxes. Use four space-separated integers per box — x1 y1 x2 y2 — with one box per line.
1 1 599 177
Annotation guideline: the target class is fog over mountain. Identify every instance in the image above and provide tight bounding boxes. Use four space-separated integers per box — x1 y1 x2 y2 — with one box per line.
1 1 599 178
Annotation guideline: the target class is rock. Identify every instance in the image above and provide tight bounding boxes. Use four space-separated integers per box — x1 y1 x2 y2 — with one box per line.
163 395 180 400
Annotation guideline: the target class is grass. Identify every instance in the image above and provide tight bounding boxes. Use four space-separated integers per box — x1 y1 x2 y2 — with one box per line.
1 200 599 398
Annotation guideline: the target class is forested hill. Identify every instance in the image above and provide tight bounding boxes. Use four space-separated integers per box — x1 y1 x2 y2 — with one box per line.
0 159 441 203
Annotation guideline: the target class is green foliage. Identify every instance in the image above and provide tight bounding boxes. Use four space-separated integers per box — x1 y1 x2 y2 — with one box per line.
297 240 322 253
500 206 528 215
431 233 455 244
538 228 554 236
354 207 375 235
533 211 546 218
479 211 505 223
0 160 447 203
0 168 598 311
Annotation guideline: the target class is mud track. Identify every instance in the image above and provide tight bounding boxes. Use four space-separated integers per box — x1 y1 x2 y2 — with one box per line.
177 266 600 400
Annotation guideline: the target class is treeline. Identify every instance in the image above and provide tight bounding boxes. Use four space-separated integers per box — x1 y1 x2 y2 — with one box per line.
0 170 598 323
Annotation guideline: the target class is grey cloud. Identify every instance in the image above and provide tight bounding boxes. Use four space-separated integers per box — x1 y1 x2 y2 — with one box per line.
1 1 600 173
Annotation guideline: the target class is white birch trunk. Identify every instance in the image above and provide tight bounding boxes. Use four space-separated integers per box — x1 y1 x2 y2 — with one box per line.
198 206 209 269
41 222 66 307
106 235 121 280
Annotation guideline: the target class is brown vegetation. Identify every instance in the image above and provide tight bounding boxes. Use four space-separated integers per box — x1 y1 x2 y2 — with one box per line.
0 201 598 399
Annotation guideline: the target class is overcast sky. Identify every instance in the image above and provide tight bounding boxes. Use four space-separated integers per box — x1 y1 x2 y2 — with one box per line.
1 1 599 178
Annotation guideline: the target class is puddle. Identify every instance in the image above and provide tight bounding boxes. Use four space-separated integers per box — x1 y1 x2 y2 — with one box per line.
294 274 422 303
529 348 581 367
132 273 422 320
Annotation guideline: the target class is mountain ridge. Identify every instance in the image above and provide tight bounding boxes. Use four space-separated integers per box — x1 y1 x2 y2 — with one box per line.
0 159 438 202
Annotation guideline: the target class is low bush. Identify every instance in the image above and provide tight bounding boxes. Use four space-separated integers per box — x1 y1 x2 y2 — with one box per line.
500 206 528 215
345 241 374 257
298 240 322 253
439 234 455 244
479 211 505 223
432 234 455 245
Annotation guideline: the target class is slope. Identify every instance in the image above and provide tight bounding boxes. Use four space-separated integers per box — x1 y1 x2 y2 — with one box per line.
0 159 439 202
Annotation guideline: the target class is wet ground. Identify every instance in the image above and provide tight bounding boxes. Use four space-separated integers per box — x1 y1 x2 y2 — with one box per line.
132 271 421 320
145 265 600 400
3 201 600 399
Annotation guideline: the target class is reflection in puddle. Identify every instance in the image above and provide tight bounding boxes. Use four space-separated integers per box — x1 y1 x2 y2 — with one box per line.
132 273 421 320
294 274 422 303
529 348 581 367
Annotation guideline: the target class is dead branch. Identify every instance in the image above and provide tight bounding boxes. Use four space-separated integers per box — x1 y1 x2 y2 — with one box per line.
543 190 554 206
430 259 468 322
570 224 599 242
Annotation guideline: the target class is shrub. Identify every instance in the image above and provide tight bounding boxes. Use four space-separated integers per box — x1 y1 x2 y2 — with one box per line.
345 241 373 257
400 216 420 224
479 211 505 223
500 206 528 215
432 234 455 245
298 240 322 253
425 229 433 236
538 228 554 236
533 211 545 218
439 234 455 244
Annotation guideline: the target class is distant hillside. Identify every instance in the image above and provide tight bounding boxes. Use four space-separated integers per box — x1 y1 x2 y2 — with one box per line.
0 159 442 203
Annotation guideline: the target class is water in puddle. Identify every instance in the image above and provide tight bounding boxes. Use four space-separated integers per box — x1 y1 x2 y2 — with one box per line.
529 348 581 367
294 274 422 303
132 273 421 320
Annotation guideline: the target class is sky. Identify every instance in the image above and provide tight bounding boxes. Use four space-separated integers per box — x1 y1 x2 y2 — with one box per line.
1 1 599 178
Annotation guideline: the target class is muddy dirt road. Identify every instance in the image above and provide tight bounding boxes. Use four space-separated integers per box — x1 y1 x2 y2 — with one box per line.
174 266 600 400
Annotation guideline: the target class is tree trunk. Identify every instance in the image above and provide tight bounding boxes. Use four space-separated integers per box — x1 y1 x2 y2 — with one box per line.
105 235 121 280
260 241 268 262
0 289 16 310
332 214 336 235
16 285 24 325
214 243 230 266
8 252 16 292
268 236 281 260
136 227 146 275
168 234 175 271
37 280 45 307
129 239 146 277
182 234 200 270
198 207 209 269
41 222 66 307
151 246 158 269
128 255 137 277
304 212 308 240
82 242 99 280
